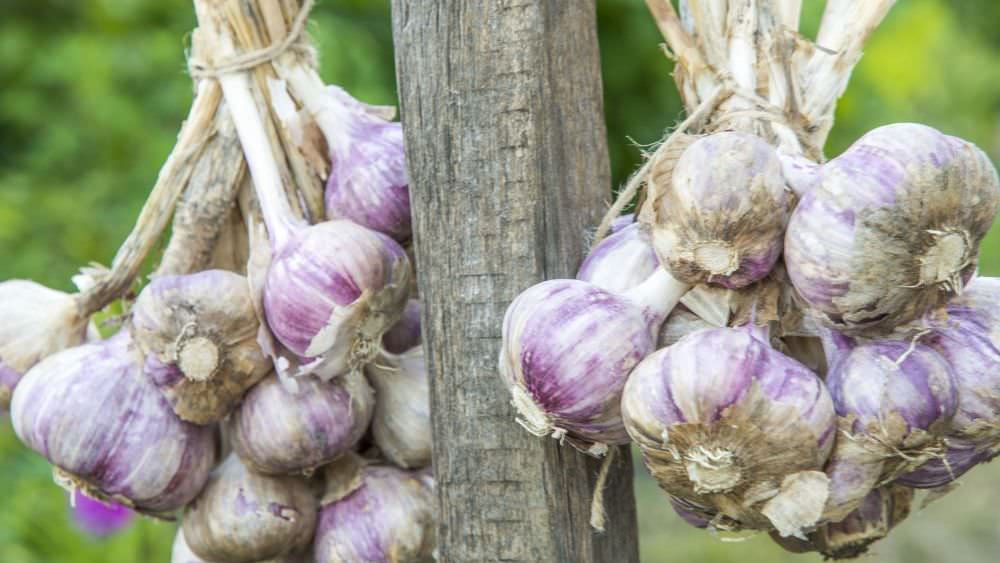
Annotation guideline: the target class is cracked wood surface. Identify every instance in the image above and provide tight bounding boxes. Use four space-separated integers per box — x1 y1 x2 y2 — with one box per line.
391 2 639 561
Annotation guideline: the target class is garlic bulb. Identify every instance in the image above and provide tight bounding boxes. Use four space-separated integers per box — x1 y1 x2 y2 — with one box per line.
785 123 1000 333
132 270 270 424
263 219 411 380
182 455 317 563
500 269 688 452
10 332 216 514
381 298 422 355
366 347 431 469
895 276 1000 486
822 339 957 520
0 280 89 408
577 222 659 293
314 464 436 563
645 132 789 288
71 491 133 537
321 86 411 242
172 528 212 563
656 306 714 348
622 325 836 537
226 371 374 475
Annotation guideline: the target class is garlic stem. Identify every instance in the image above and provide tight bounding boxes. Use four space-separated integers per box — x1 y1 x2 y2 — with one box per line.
625 268 691 330
194 1 299 250
280 64 351 155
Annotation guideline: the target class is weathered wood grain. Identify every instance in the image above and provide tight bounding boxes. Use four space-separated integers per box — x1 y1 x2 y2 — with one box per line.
391 2 639 561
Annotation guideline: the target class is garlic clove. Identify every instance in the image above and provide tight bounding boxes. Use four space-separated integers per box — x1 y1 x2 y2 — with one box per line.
132 270 271 424
645 132 790 289
263 220 411 380
0 280 89 408
366 347 432 469
10 332 216 514
226 371 374 475
314 464 436 563
182 454 317 563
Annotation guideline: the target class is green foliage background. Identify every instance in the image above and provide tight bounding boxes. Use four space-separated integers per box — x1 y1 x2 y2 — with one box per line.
1 1 999 561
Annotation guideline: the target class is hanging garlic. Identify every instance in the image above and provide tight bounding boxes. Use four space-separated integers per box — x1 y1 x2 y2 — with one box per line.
366 347 431 469
500 269 687 453
226 371 374 475
0 280 89 409
785 123 1000 333
131 270 271 424
182 454 317 563
10 332 216 514
314 461 436 563
622 324 836 537
577 222 659 293
644 131 790 288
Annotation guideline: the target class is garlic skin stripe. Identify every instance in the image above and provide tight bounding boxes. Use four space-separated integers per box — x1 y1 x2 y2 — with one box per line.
785 123 1000 334
621 324 836 537
499 268 689 452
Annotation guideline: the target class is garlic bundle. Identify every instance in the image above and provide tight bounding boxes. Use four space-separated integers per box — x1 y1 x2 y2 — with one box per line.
822 338 957 520
263 219 411 380
366 347 431 469
621 325 836 537
785 123 1000 333
226 371 374 475
10 332 216 514
319 86 412 242
499 269 687 453
577 221 659 293
132 270 270 424
381 298 422 355
644 132 789 289
0 280 89 408
182 455 317 563
314 462 436 563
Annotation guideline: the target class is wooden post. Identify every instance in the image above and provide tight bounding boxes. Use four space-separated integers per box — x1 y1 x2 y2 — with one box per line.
391 2 640 561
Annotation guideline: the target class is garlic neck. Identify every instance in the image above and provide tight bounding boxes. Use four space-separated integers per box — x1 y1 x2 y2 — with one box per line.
624 268 691 330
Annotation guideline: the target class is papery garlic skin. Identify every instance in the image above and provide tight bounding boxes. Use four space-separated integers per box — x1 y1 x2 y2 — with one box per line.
367 347 432 469
381 299 421 355
263 220 410 380
227 371 374 475
647 132 789 288
0 280 88 408
577 223 659 293
657 306 714 349
314 465 436 563
499 279 657 450
785 123 1000 333
323 86 411 242
132 270 270 424
11 333 216 513
622 326 836 536
182 455 317 563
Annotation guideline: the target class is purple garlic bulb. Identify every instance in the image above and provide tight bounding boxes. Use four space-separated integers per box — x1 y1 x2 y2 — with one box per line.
314 464 435 563
264 220 411 380
71 491 133 537
366 347 431 469
644 132 789 288
182 455 317 563
10 332 216 514
499 269 688 453
621 325 836 537
896 276 1000 486
381 299 421 355
226 371 374 475
0 280 89 409
609 213 636 234
577 222 659 293
322 86 411 242
132 270 271 424
822 339 957 519
785 123 1000 333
